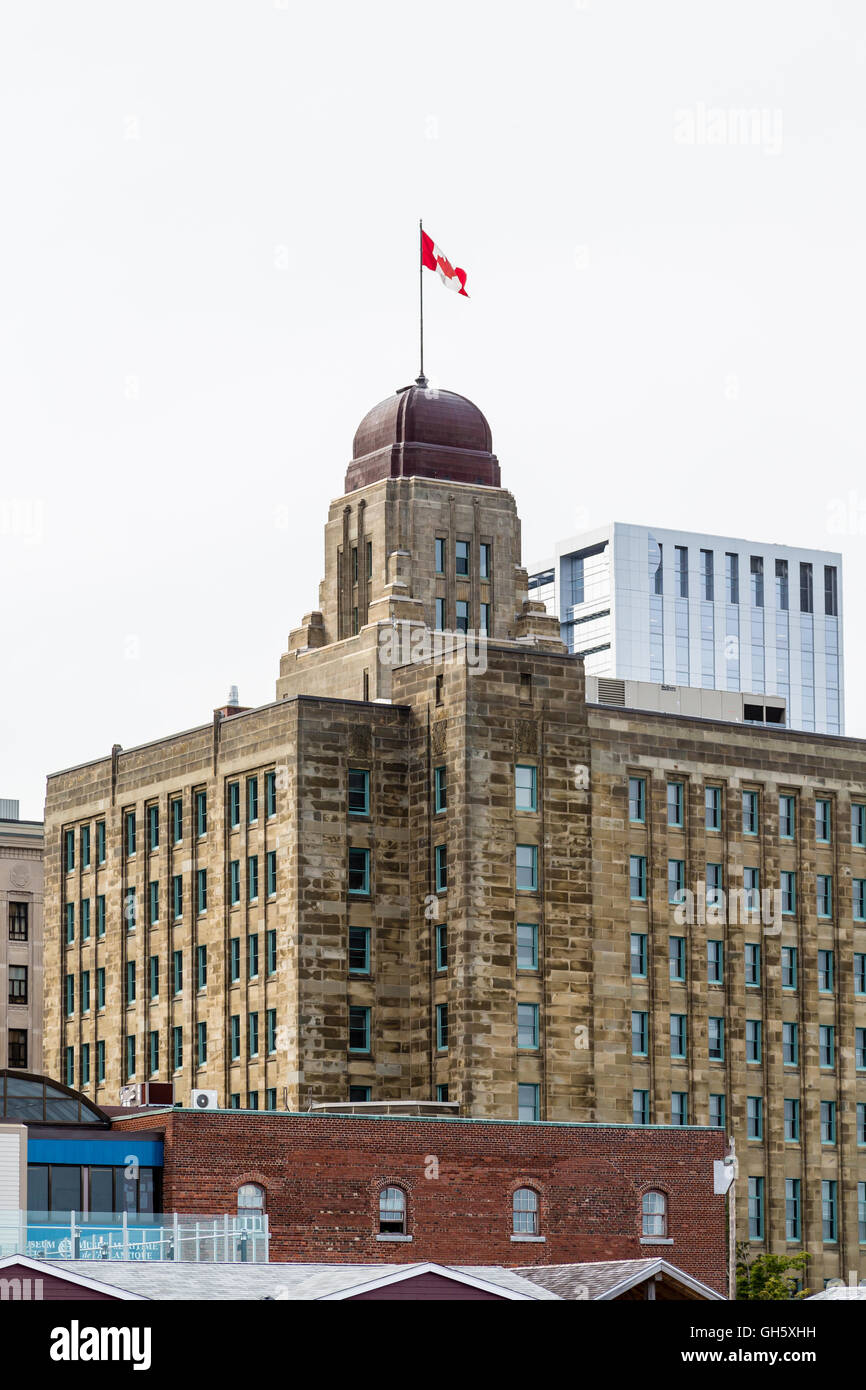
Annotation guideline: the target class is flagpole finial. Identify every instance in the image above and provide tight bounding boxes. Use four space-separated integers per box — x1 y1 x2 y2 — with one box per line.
415 372 428 389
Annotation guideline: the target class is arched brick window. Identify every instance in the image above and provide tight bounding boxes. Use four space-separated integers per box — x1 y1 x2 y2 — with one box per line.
238 1182 266 1230
512 1187 539 1235
642 1190 668 1237
379 1186 407 1234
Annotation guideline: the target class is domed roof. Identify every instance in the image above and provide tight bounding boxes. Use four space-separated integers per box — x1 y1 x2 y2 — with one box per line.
345 381 500 492
353 384 492 459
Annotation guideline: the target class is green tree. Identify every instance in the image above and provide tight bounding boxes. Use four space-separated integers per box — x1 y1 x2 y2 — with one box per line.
735 1244 811 1300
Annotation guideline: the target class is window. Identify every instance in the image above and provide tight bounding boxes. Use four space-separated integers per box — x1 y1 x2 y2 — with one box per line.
515 765 537 812
171 798 182 844
857 1028 866 1071
517 1003 539 1050
230 860 240 906
784 1098 800 1142
667 781 684 828
348 847 370 895
779 794 795 839
197 944 207 990
64 973 74 1016
126 1035 135 1080
633 1090 649 1125
435 537 446 574
455 540 470 576
125 887 136 930
856 953 866 996
434 598 445 631
349 1005 371 1052
433 766 446 814
707 939 723 984
80 1043 91 1087
81 824 91 868
819 1024 835 1068
629 777 646 823
786 1179 801 1241
146 805 158 852
859 1104 866 1147
516 845 537 892
746 1096 763 1140
248 1011 259 1058
700 549 714 600
822 1180 837 1242
349 926 370 974
480 603 490 635
800 562 813 613
436 1085 448 1104
267 929 277 975
265 770 277 818
743 867 760 914
818 948 834 992
125 960 136 1005
9 902 28 941
670 1014 686 1059
229 782 240 827
172 1026 183 1072
705 786 721 831
379 1187 407 1235
197 868 207 915
172 875 183 921
7 964 27 1006
816 798 831 843
248 854 259 902
675 545 688 598
147 881 158 927
745 1019 762 1063
642 1190 667 1237
781 872 797 917
853 804 866 848
248 935 259 980
632 1011 648 1056
247 777 258 825
97 820 106 864
748 1177 764 1240
65 902 74 944
668 860 685 905
97 1039 105 1083
630 933 647 978
455 600 469 633
743 790 759 836
149 1030 158 1076
726 553 739 603
230 939 240 983
125 811 136 856
669 937 685 982
782 1021 798 1066
744 943 761 987
436 1002 448 1051
8 1030 27 1069
817 875 833 919
230 1015 240 1061
197 1021 207 1067
630 855 647 901
435 923 448 972
344 769 371 820
708 1016 724 1061
513 1188 539 1236
518 1083 539 1122
149 956 159 1000
238 1183 266 1227
65 829 75 872
854 879 866 922
821 1100 836 1145
96 967 105 1009
266 850 277 898
709 1094 725 1129
671 1092 688 1126
706 863 723 909
195 790 207 838
480 542 491 579
80 898 90 941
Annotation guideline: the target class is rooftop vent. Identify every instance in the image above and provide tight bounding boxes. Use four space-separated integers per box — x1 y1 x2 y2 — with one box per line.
596 678 626 706
0 799 20 821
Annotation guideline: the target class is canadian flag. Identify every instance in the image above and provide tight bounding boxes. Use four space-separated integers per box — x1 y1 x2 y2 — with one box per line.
422 230 469 297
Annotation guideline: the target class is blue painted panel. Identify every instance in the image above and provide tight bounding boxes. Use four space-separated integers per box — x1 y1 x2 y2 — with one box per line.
27 1139 163 1167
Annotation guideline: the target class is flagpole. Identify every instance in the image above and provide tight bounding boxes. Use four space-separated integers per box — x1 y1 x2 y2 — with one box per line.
418 218 427 387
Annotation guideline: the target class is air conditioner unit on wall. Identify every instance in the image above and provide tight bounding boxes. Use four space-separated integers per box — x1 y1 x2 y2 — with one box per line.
118 1082 175 1108
191 1090 219 1111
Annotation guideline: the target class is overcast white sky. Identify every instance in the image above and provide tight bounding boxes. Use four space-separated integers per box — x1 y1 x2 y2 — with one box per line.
2 0 865 819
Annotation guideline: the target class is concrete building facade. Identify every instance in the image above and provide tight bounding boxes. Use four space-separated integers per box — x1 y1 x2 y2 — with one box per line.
1 801 43 1073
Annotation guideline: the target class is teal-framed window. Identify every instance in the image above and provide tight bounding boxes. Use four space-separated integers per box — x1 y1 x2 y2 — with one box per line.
348 768 370 816
149 881 158 926
80 1044 90 1087
435 537 446 574
349 926 370 974
816 797 832 843
265 769 277 818
631 1010 648 1056
856 1027 866 1071
230 938 240 983
433 765 447 814
707 939 724 985
172 1026 182 1072
125 887 136 932
744 942 761 987
266 850 277 898
195 790 207 839
515 764 537 812
435 1003 448 1052
148 1030 158 1076
706 861 723 908
351 1085 372 1103
784 1098 800 1143
516 844 537 892
248 934 259 980
455 599 469 633
434 844 447 893
628 776 646 824
480 541 491 579
74 969 85 1017
745 1018 762 1062
125 1035 135 1080
266 1088 277 1111
853 803 866 848
746 1095 763 1140
197 1021 207 1067
670 1013 687 1059
81 824 91 868
517 1002 539 1050
779 794 796 840
125 811 136 857
669 936 686 982
630 932 647 978
854 879 866 922
435 923 448 972
65 1046 74 1088
96 820 106 865
817 874 833 920
81 898 90 941
667 781 684 827
197 868 207 915
856 953 866 996
632 1089 649 1125
743 866 760 913
742 789 759 836
65 902 74 944
748 1177 764 1240
96 967 105 1010
248 1011 259 1058
781 946 797 990
230 1015 240 1061
782 1021 798 1066
348 847 370 896
228 781 240 828
821 1101 837 1146
818 948 834 993
455 539 470 576
349 1005 371 1053
819 1024 835 1068
247 776 258 825
229 1095 240 1110
64 973 74 1017
97 1039 106 1084
148 804 159 851
230 859 240 905
96 895 105 938
518 1083 539 1122
709 1093 726 1129
786 1178 801 1241
708 1016 724 1061
671 1092 688 1126
859 1103 866 1147
171 798 182 844
267 1008 277 1054
172 948 183 996
172 874 183 921
266 928 277 976
64 829 75 873
197 943 207 991
248 854 259 902
781 871 796 917
668 859 685 905
705 785 721 831
149 955 159 1000
822 1179 837 1241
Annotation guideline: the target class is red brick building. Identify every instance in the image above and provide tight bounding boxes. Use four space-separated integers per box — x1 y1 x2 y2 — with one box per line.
113 1108 727 1292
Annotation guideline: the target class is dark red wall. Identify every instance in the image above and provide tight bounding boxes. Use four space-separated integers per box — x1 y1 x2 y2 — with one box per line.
113 1112 726 1293
349 1273 505 1300
0 1263 120 1300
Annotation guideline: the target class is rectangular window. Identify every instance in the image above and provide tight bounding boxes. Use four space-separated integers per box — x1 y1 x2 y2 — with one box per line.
670 1014 687 1059
126 1035 135 1080
517 1003 539 1050
821 1101 837 1146
516 844 538 892
818 948 834 992
748 1177 764 1240
65 902 74 944
97 820 106 864
859 1103 866 1147
125 887 136 932
743 790 759 836
706 862 723 908
171 798 182 844
856 1028 866 1071
230 938 240 983
267 929 277 976
265 770 277 818
81 898 91 941
348 768 370 815
149 955 159 1000
435 1003 448 1051
349 1005 371 1052
779 794 796 839
632 1010 648 1056
435 537 446 575
229 860 240 906
229 781 240 827
248 935 259 980
700 548 714 601
197 1022 207 1067
172 875 183 921
822 1180 837 1242
671 1092 688 1126
455 539 470 576
705 786 721 831
64 973 74 1017
435 597 445 630
267 1008 277 1054
668 859 685 905
630 932 647 978
819 1024 835 1069
781 871 797 917
632 1090 649 1125
435 922 448 972
349 926 370 974
629 777 646 823
266 850 277 898
675 544 689 598
172 949 183 995
64 828 75 873
65 1046 74 1087
480 602 490 635
800 562 813 613
433 766 447 813
518 1083 539 1122
195 790 207 838
230 1015 240 1061
197 944 207 990
97 1040 105 1084
817 875 833 919
709 1094 726 1129
816 798 831 843
786 1179 801 1241
149 881 158 926
854 879 866 922
630 855 647 901
667 781 684 827
148 805 159 851
8 901 28 941
744 943 761 987
97 896 105 938
247 777 258 825
743 866 760 914
708 1016 724 1061
149 1030 158 1076
855 953 866 996
782 1021 798 1066
455 599 469 633
726 552 739 604
126 811 136 857
172 1026 183 1071
853 804 866 848
515 765 538 812
784 1098 800 1143
96 967 105 1010
747 1095 763 1140
745 1019 762 1063
266 1088 277 1111
348 847 370 895
248 854 259 902
669 937 685 982
248 1011 259 1058
480 542 491 579
707 939 724 984
81 824 91 868
8 1030 27 1069
197 868 207 915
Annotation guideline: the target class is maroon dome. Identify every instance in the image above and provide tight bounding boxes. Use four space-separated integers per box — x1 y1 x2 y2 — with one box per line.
346 383 500 492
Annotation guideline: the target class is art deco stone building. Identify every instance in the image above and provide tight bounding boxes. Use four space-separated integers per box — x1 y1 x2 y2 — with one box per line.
44 381 866 1285
1 800 44 1073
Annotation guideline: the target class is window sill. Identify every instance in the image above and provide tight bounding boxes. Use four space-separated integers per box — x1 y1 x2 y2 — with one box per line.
511 1234 545 1244
376 1233 413 1242
640 1237 673 1245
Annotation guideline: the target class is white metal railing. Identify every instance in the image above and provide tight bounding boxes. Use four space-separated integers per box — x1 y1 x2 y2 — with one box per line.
0 1211 270 1263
